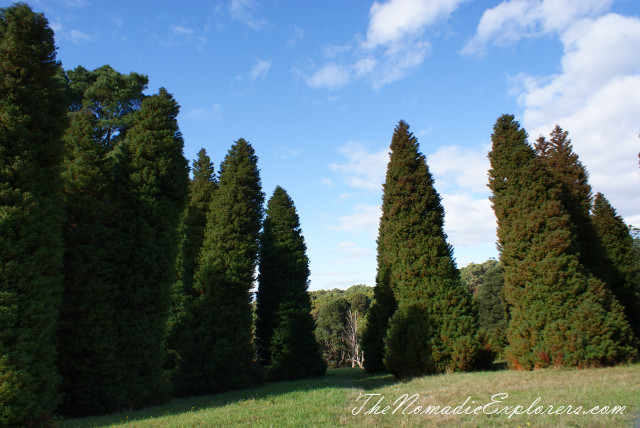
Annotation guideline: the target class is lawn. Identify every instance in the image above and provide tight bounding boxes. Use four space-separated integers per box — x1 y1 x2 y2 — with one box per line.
61 364 640 427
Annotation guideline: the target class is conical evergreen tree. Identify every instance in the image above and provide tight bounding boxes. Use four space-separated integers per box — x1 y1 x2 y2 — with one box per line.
115 88 189 407
534 125 601 270
0 4 67 425
488 114 636 369
361 280 396 372
57 64 149 415
592 193 640 343
365 120 479 377
57 109 123 416
168 148 217 396
256 186 326 381
187 138 264 394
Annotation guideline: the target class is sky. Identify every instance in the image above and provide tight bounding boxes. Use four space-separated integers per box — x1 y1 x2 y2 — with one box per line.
9 0 640 291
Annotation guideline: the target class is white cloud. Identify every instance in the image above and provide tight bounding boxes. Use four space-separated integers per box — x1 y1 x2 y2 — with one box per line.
306 0 466 89
332 242 373 264
428 144 491 194
186 104 222 121
462 0 613 55
329 141 389 191
171 25 194 36
513 13 640 224
328 203 382 237
365 0 467 48
68 28 93 44
306 63 351 90
250 59 271 80
229 0 266 30
441 194 496 247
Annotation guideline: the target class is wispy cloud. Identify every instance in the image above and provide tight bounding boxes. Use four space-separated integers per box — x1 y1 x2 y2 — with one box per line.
229 0 266 30
171 25 195 36
328 203 382 237
186 104 222 122
329 141 388 191
250 59 271 80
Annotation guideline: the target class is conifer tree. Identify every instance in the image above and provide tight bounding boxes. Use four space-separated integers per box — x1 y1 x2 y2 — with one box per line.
592 193 640 343
488 114 636 369
57 109 123 416
0 4 67 425
187 138 264 394
256 186 326 380
365 120 479 377
167 149 217 395
115 88 189 407
534 125 601 269
57 65 148 414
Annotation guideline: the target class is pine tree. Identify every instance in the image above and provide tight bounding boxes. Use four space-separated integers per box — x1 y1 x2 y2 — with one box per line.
115 88 189 407
167 148 217 396
256 186 326 380
187 138 264 395
0 4 67 425
488 114 636 369
361 278 396 372
57 65 148 414
592 193 640 343
365 120 479 377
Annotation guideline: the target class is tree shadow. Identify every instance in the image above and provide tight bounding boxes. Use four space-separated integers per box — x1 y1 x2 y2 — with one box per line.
60 368 399 427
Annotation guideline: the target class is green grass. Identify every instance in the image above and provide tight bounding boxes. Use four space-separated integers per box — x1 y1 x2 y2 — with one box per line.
61 364 640 427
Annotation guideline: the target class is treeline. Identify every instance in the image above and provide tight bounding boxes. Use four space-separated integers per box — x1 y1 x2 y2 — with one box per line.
0 4 324 426
360 117 640 378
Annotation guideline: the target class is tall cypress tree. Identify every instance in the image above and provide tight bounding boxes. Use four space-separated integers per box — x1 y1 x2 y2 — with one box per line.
488 114 636 369
187 138 264 395
0 4 67 425
256 186 326 381
115 88 189 407
364 121 478 377
57 65 148 415
168 148 217 396
534 125 601 270
57 109 122 416
592 193 640 343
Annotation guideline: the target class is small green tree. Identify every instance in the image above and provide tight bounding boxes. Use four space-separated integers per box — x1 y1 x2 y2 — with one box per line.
0 4 67 425
383 303 433 379
315 298 351 367
256 186 325 380
188 138 264 394
592 193 640 343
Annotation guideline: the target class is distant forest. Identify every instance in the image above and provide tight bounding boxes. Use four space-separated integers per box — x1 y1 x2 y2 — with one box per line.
1 4 639 427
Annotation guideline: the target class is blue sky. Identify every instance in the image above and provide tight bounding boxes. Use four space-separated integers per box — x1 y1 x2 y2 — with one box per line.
11 0 640 290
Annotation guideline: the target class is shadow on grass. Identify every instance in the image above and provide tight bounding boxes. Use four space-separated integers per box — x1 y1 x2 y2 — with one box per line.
60 368 399 427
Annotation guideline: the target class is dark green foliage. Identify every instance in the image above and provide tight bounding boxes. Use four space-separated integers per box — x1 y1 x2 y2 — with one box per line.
488 114 636 369
266 303 327 381
315 298 351 368
186 138 264 395
256 186 325 380
167 149 217 396
361 282 396 372
592 193 640 343
66 64 147 146
0 4 67 425
366 120 479 377
461 260 507 358
115 88 189 407
57 109 123 416
383 304 433 379
57 65 151 415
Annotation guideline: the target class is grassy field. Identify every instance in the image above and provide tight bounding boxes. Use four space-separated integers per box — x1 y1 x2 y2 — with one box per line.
61 364 640 427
